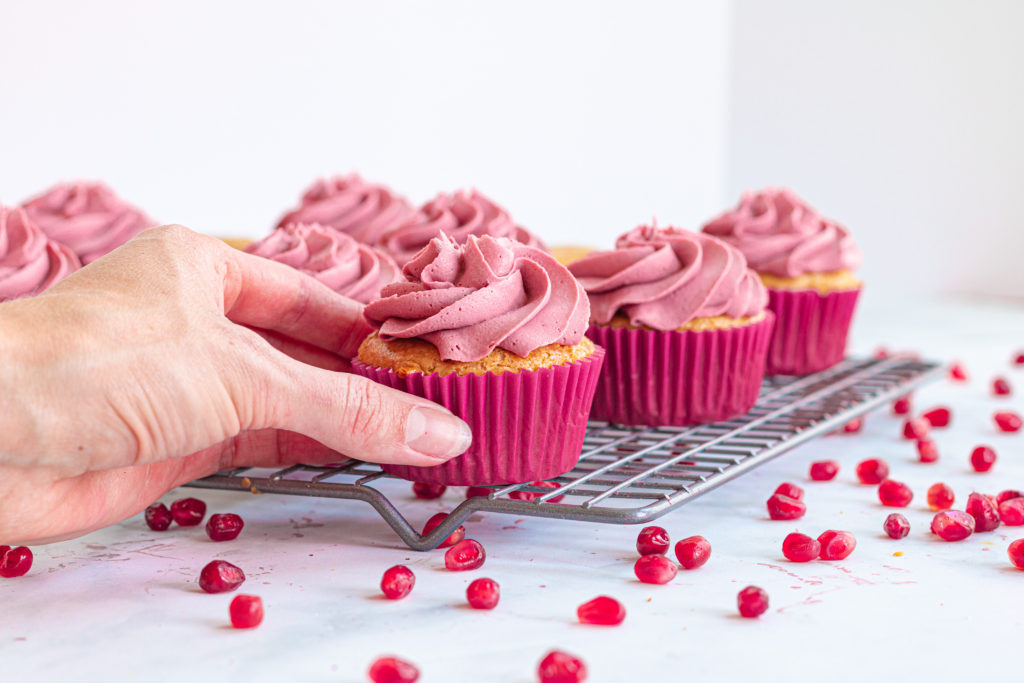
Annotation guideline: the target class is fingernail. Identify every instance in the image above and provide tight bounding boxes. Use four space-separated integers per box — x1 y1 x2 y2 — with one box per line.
405 405 473 460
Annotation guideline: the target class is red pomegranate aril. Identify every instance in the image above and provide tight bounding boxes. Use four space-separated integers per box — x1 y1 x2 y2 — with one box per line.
170 497 207 527
1009 539 1024 570
774 482 804 500
926 483 955 511
782 533 820 562
917 439 939 463
368 656 420 683
931 510 975 541
444 539 485 571
229 594 264 629
206 513 244 542
878 479 914 507
818 530 857 560
767 494 806 520
997 489 1024 505
538 650 588 683
841 418 863 434
380 565 415 600
466 486 491 499
922 406 952 428
466 577 500 609
675 535 712 570
0 546 33 578
966 492 1001 532
873 346 891 359
510 481 565 503
970 445 997 472
412 482 446 500
144 503 173 531
577 596 626 626
1014 352 1024 367
198 560 245 593
636 526 670 556
809 460 839 481
949 362 968 381
884 513 911 539
994 411 1022 433
421 512 466 549
902 418 930 440
634 555 678 584
993 377 1012 396
856 458 890 485
737 586 769 618
892 396 913 415
0 546 8 562
1000 498 1024 526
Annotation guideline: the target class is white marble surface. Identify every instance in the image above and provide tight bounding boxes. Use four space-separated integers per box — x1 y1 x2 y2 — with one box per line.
3 295 1024 682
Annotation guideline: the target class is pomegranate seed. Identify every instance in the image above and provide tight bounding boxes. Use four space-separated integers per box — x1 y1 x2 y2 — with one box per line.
1014 352 1024 367
782 533 820 562
774 482 804 500
0 546 33 578
818 530 857 560
444 539 485 571
930 510 975 541
917 439 939 463
421 512 466 549
841 418 863 434
636 526 670 556
465 486 492 499
997 490 1024 505
412 482 446 500
737 586 769 618
380 565 415 599
674 536 712 570
767 494 806 520
538 651 588 683
949 362 968 381
144 503 173 531
510 481 566 503
856 458 889 485
922 406 951 428
577 595 626 626
994 411 1022 433
0 546 7 561
634 555 678 584
966 492 1001 532
466 577 500 609
892 396 913 415
170 497 207 527
205 513 244 542
809 460 839 481
1000 498 1024 526
970 445 997 472
902 418 930 440
368 656 420 683
1009 539 1024 569
198 560 245 593
883 513 911 539
873 346 891 359
926 483 955 510
878 480 914 507
993 377 1012 396
229 594 264 629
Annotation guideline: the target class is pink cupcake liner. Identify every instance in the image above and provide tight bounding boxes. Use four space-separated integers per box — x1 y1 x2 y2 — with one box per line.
765 287 860 376
585 314 774 426
351 348 605 485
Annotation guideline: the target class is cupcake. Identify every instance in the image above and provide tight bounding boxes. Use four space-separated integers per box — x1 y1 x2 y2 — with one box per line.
245 222 401 304
379 189 548 266
568 224 772 426
702 188 862 375
275 174 415 246
353 234 604 485
21 181 156 264
0 206 81 302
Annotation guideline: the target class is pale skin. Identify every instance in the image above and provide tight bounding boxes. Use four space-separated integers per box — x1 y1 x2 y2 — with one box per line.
0 225 472 546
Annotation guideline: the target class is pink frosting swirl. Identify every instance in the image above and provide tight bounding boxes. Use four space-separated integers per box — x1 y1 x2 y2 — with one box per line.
364 234 589 362
567 225 767 331
380 189 548 266
702 187 862 277
21 182 156 264
0 206 81 302
245 222 401 304
276 174 415 245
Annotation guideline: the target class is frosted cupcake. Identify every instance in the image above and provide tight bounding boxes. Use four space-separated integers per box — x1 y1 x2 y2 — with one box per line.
568 225 772 426
276 174 415 246
245 222 401 304
21 181 156 264
1 206 81 302
702 188 862 375
354 234 604 485
380 189 547 266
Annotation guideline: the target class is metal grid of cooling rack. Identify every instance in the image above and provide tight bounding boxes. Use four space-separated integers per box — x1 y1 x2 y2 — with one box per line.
187 357 942 550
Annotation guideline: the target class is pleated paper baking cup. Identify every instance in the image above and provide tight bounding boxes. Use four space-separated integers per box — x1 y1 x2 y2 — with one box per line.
765 287 860 376
351 347 605 485
585 314 773 427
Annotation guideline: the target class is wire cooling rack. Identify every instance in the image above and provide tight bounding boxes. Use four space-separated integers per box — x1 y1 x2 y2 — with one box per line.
187 357 942 550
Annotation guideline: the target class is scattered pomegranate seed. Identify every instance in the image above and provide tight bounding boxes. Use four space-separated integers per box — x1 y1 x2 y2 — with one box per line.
949 362 968 381
994 411 1022 433
198 560 245 593
444 539 486 571
996 490 1024 505
809 460 839 481
1000 498 1024 526
970 445 997 472
510 481 566 503
1009 539 1024 570
916 439 939 463
767 494 806 520
412 482 446 500
466 577 500 609
926 483 955 510
466 486 492 499
144 503 173 531
634 555 678 584
205 513 244 542
873 346 890 359
855 458 890 485
878 480 914 507
818 530 857 560
902 418 930 440
930 510 975 541
883 513 911 539
993 377 1012 397
421 512 466 549
0 546 7 561
922 406 951 428
782 533 820 562
841 418 863 434
229 594 264 629
636 526 670 556
1014 352 1024 367
380 565 416 600
674 536 712 570
170 497 207 527
0 546 33 578
737 586 769 618
538 650 588 683
577 596 626 626
368 656 420 683
892 396 913 415
774 482 804 500
966 492 1001 532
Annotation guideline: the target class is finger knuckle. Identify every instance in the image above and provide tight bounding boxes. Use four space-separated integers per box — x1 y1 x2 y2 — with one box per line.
340 376 388 438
